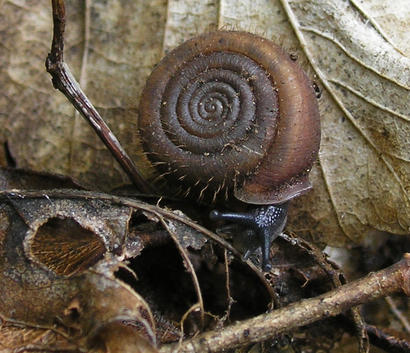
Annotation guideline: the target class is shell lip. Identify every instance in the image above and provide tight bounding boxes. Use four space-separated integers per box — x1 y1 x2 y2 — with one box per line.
234 174 312 205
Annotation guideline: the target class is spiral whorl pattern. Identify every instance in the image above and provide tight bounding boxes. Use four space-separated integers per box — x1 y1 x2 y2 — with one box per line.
138 31 321 203
162 52 277 158
139 32 278 198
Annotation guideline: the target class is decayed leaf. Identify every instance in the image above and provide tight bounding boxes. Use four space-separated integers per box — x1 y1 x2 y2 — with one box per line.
0 1 408 246
29 217 106 276
0 324 80 353
0 167 84 190
0 192 158 352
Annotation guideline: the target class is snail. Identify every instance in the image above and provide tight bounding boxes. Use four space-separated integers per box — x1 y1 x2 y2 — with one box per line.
137 31 321 271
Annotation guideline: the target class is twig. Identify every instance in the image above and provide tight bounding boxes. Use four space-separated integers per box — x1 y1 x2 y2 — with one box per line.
281 232 369 352
45 0 154 193
366 324 410 353
159 255 410 353
223 249 233 319
178 303 201 349
216 250 235 327
158 215 205 326
385 296 410 333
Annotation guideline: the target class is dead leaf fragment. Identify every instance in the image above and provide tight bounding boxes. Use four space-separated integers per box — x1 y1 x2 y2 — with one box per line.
0 324 81 353
0 191 157 351
29 216 106 276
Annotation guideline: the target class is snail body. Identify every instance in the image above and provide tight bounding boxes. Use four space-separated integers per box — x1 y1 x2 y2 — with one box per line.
138 31 320 205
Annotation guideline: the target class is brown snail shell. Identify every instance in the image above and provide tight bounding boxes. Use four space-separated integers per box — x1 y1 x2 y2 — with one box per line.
138 31 320 204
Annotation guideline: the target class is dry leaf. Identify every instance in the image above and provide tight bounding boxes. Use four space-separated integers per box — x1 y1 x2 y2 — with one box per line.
0 1 408 247
0 324 80 353
29 216 106 276
0 167 83 190
282 0 410 245
0 190 158 352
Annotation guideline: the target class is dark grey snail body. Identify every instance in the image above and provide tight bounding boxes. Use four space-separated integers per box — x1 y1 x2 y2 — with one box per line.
137 31 321 270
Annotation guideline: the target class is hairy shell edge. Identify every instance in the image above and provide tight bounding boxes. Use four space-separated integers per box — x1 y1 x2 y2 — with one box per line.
138 31 321 204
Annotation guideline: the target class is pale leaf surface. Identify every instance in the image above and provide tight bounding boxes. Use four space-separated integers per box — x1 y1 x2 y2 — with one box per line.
282 0 409 244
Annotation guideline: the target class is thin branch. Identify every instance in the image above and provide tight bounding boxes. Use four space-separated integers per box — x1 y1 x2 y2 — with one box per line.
385 296 410 333
45 0 154 193
223 249 233 318
366 324 410 353
159 255 410 353
159 216 205 326
280 232 369 352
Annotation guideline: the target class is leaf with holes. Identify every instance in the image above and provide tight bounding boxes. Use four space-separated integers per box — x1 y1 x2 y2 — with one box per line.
0 190 158 352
